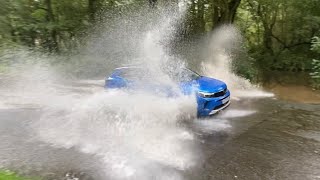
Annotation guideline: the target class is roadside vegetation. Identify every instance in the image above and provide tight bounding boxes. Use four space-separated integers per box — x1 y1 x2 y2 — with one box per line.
0 170 39 180
0 0 319 87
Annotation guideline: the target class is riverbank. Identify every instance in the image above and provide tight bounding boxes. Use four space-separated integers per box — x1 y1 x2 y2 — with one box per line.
264 83 320 104
259 71 320 104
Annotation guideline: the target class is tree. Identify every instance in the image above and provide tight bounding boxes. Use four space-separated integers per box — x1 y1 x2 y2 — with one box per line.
149 0 157 8
238 0 320 71
88 0 103 22
212 0 242 27
44 0 58 52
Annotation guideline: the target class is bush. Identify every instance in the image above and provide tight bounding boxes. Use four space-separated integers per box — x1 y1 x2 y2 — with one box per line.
0 170 39 180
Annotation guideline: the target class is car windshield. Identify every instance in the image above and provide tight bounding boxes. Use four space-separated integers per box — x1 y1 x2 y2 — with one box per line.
173 68 201 82
118 67 201 82
119 68 152 81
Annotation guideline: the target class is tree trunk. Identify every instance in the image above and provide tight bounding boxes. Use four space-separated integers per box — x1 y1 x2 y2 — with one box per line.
149 0 157 8
263 27 274 55
212 0 241 29
228 0 241 22
45 0 58 52
88 0 97 22
195 0 205 34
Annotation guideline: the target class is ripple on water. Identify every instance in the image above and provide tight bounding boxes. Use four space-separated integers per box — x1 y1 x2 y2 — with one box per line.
296 130 320 142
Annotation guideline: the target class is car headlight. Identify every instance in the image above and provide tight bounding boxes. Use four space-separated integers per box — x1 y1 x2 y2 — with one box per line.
198 91 215 98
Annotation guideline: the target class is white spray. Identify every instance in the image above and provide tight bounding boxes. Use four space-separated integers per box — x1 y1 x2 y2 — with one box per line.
201 25 274 98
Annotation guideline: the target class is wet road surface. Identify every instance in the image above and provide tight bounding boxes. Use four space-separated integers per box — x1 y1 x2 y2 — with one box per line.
195 99 320 180
0 81 320 180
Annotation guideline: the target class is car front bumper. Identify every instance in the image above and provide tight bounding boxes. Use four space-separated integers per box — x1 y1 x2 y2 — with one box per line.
208 100 231 115
197 90 231 117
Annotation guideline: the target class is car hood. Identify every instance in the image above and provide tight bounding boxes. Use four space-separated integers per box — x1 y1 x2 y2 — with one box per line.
196 76 227 93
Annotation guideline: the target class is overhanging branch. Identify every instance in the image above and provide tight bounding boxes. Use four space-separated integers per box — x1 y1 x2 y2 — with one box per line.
271 33 311 50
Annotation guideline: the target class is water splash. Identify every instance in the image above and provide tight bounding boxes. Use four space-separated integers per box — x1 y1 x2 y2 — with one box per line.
192 119 231 134
0 7 201 180
34 90 197 179
201 25 274 98
0 6 275 180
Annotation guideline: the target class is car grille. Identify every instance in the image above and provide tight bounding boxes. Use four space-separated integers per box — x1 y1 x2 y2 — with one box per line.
205 88 227 98
214 88 227 97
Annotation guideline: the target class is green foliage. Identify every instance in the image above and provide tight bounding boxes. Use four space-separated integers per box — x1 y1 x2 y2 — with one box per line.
0 0 320 85
237 0 320 74
233 56 258 82
0 0 151 53
0 170 40 180
310 37 320 89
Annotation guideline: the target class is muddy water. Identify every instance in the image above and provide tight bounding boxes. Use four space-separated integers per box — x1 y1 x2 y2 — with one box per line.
264 83 320 104
195 98 320 180
1 7 319 179
261 71 320 104
0 79 319 180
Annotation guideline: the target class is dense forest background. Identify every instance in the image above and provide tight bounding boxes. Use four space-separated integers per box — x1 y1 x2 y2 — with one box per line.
0 0 320 88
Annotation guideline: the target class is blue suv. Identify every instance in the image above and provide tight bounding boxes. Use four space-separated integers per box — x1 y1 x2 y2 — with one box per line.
105 67 230 117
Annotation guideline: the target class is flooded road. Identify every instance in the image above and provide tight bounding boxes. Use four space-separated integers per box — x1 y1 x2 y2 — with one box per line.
195 98 320 180
0 79 319 180
0 8 319 179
